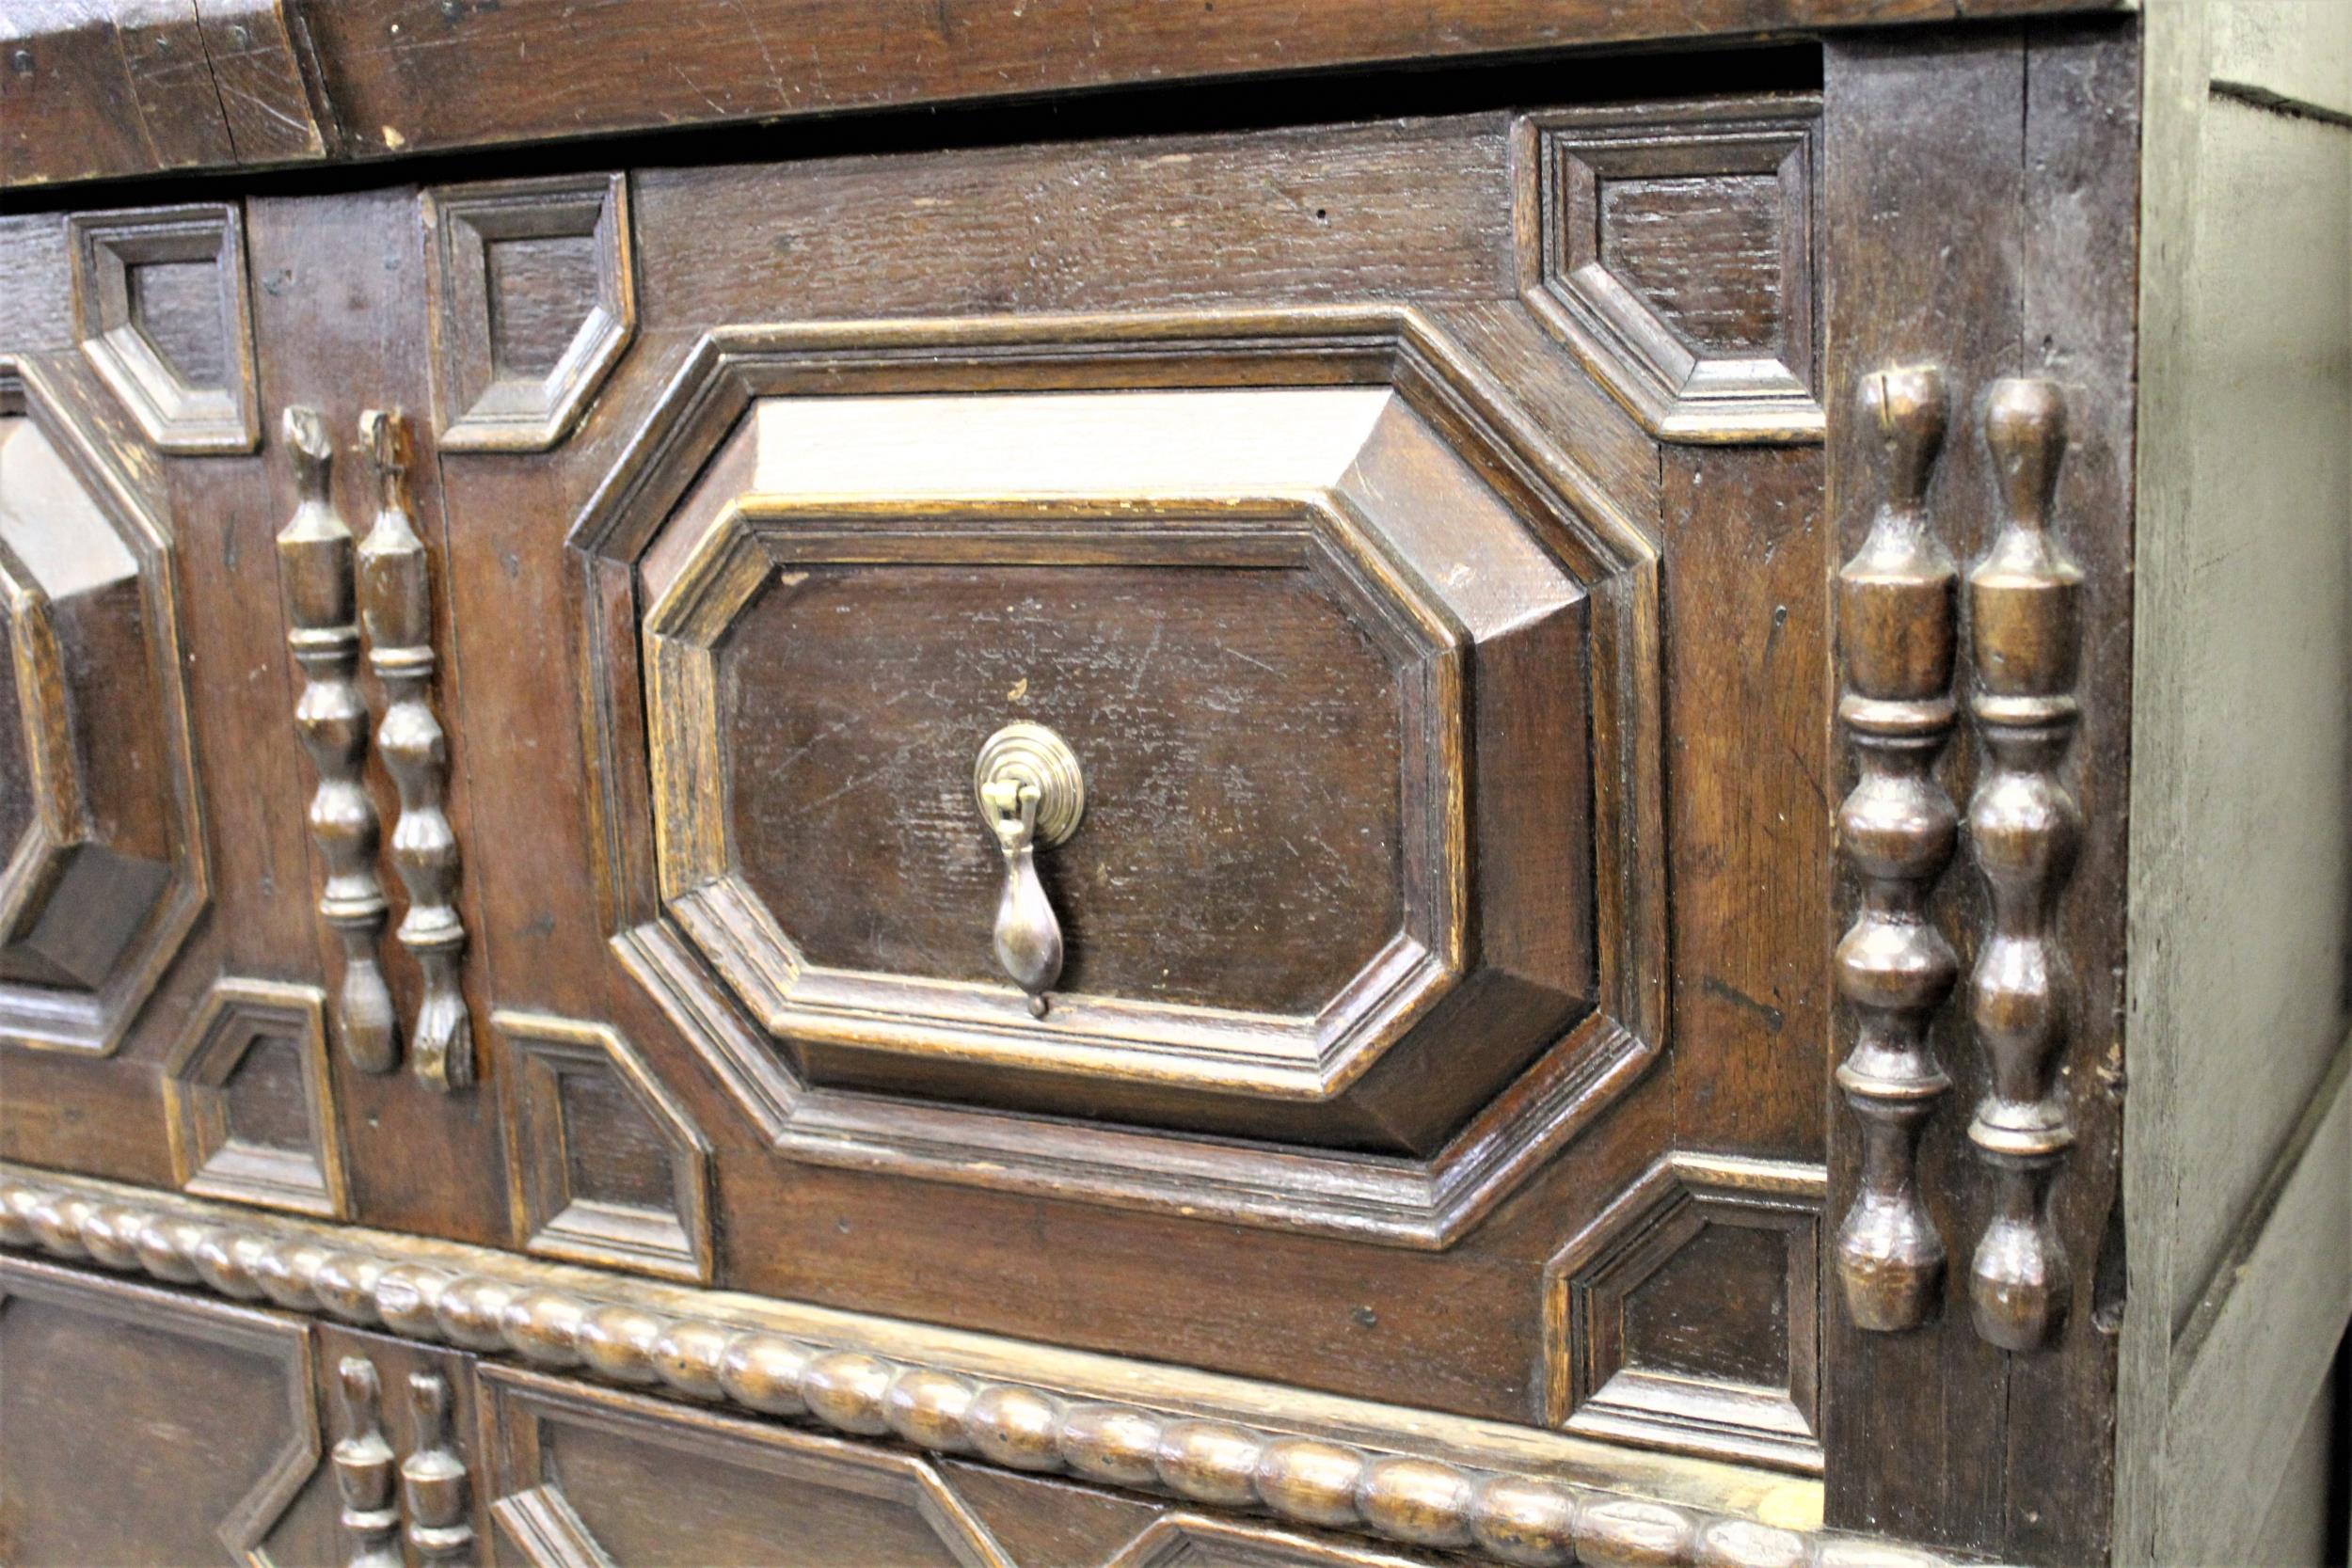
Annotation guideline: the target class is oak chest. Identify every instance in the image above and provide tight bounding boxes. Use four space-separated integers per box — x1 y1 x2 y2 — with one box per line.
1 3 2346 1565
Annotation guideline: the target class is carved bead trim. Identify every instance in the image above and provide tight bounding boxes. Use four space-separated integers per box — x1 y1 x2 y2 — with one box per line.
279 407 399 1076
334 1356 404 1568
1832 366 1960 1333
0 1171 1980 1568
1963 379 2082 1353
358 409 473 1092
403 1369 476 1566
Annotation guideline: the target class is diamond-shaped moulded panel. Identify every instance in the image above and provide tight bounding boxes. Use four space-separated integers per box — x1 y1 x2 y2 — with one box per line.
0 358 206 1053
572 309 1666 1241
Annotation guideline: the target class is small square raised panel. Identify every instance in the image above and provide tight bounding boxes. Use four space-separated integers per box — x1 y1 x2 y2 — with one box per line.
1515 98 1821 443
163 980 348 1218
496 1010 712 1282
67 204 259 453
1544 1153 1824 1474
422 173 635 451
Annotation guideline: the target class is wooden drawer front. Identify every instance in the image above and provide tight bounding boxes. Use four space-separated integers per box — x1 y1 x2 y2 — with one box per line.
0 77 1861 1486
480 1363 1013 1567
0 1259 320 1567
599 341 1618 1155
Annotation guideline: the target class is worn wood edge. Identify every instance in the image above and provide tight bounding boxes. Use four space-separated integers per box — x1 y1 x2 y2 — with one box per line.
2153 1032 2352 1562
0 1164 2018 1566
2206 0 2352 121
1541 1153 1828 1477
63 203 262 454
2116 5 2344 1560
491 1006 714 1284
2109 7 2207 1561
0 352 210 1055
422 171 637 453
2 0 2133 193
160 977 353 1223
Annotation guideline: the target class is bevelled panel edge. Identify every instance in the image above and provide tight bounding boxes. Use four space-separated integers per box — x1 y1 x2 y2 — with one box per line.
1510 98 1824 445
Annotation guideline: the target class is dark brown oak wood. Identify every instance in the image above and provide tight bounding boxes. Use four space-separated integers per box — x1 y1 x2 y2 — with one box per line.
2 8 2345 1566
240 185 507 1243
3 0 2128 191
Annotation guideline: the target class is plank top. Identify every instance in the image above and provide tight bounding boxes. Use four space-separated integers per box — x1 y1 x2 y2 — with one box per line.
4 0 2128 191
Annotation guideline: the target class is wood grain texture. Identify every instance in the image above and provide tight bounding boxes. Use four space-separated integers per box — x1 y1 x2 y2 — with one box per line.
0 352 209 1054
1829 364 1959 1336
161 976 349 1219
4 0 2122 189
1821 22 2142 1565
278 404 398 1075
67 203 260 453
331 1354 403 1568
242 184 507 1243
358 407 473 1093
1515 98 1821 441
2157 1039 2352 1567
1962 377 2082 1354
0 1256 321 1567
0 31 2265 1566
1819 25 2023 1558
497 1009 711 1284
421 173 633 452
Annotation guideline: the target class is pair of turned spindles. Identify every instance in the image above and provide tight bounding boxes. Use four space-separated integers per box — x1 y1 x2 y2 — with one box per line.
1833 368 2083 1354
333 1357 473 1568
279 406 472 1094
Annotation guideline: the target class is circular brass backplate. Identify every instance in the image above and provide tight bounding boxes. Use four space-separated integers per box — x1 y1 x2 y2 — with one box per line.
973 722 1085 847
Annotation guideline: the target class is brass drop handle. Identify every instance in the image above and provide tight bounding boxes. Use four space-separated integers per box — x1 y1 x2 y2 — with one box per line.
974 723 1084 1017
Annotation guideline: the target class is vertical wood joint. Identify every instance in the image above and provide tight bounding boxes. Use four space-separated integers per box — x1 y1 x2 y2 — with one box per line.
1833 365 1960 1333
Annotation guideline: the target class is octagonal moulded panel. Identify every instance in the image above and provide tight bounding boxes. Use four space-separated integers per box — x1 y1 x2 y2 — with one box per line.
0 358 206 1053
576 310 1665 1229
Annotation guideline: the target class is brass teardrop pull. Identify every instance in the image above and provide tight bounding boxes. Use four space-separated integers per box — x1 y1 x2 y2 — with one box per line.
973 723 1084 1017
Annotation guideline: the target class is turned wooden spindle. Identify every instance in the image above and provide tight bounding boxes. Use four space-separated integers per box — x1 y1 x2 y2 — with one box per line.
279 406 400 1074
332 1357 402 1568
1965 377 2083 1352
358 409 473 1092
402 1370 474 1567
1834 365 1961 1333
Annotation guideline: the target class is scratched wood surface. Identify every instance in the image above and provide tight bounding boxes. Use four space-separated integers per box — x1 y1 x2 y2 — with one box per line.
2 0 2129 190
4 11 2340 1568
